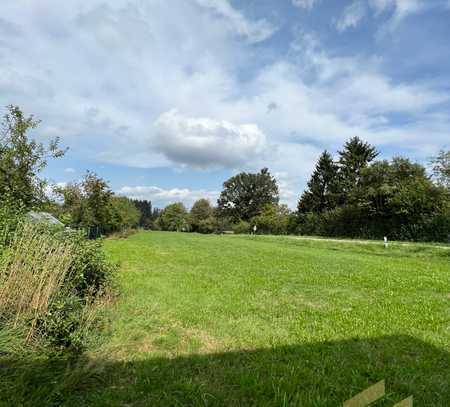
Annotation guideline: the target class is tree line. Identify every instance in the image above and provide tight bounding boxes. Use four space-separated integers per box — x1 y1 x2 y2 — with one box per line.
1 105 449 241
296 138 449 241
0 105 155 237
155 138 449 242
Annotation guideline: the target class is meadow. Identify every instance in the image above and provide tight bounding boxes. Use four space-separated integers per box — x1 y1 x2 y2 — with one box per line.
1 231 449 406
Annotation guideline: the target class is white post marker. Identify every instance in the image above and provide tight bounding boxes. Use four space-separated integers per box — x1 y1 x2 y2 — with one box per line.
253 225 257 235
384 236 388 248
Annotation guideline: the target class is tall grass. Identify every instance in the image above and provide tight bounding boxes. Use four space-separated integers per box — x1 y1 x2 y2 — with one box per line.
0 223 75 340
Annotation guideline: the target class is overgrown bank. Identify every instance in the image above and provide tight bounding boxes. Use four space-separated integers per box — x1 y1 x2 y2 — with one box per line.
0 210 116 354
0 105 117 360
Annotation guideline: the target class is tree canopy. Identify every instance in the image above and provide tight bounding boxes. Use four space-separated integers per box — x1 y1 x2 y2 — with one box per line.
190 199 214 233
133 199 153 228
430 150 450 190
0 105 66 208
298 150 339 213
55 171 113 230
158 202 189 232
338 136 378 203
218 168 279 222
296 141 449 241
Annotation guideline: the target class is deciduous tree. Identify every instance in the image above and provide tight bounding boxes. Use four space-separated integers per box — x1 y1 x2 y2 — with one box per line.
430 150 450 190
56 172 112 231
218 168 279 222
158 202 189 231
0 105 66 208
190 198 215 233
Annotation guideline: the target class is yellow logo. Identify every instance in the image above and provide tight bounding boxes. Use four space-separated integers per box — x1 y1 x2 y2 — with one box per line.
344 380 413 407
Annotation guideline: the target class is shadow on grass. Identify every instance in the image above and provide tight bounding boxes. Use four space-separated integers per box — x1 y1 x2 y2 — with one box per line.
1 335 449 406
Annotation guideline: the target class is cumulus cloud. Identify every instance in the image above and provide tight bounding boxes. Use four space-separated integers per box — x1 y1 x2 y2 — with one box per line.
117 185 219 208
153 110 270 169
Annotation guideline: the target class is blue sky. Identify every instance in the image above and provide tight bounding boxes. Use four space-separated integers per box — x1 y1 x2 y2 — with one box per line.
1 0 449 208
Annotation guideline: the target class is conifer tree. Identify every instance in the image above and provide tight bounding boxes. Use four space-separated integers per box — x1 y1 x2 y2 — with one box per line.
337 136 378 203
297 150 339 213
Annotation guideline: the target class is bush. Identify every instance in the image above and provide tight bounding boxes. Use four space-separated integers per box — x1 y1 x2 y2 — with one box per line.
251 205 290 235
39 293 85 351
295 212 324 236
197 217 217 234
295 205 450 242
320 206 369 238
396 211 450 242
0 221 115 352
59 230 117 298
232 220 250 234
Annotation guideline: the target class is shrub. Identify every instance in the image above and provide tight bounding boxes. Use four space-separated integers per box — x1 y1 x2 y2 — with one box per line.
320 206 369 238
39 291 109 352
197 217 217 234
39 293 85 351
0 221 115 352
232 220 250 234
295 212 324 236
396 211 450 242
59 230 117 298
251 205 290 235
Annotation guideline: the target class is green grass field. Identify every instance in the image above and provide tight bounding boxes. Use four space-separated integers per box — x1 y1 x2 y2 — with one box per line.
2 231 450 406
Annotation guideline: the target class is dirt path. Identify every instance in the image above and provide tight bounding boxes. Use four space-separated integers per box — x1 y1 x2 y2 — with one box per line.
256 234 450 250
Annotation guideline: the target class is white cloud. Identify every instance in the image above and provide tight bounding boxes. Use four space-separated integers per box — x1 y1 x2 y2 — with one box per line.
369 0 423 16
274 172 298 206
117 185 219 208
0 0 448 206
45 182 67 201
335 1 436 32
368 0 427 28
292 0 319 10
64 167 76 173
153 110 270 169
194 0 277 43
336 1 367 31
288 31 448 116
270 143 323 208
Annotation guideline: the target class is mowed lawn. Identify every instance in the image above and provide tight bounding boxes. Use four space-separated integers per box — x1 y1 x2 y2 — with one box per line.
4 232 450 406
98 232 450 406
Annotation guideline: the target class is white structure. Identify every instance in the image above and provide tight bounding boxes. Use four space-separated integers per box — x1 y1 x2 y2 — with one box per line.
27 211 64 227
